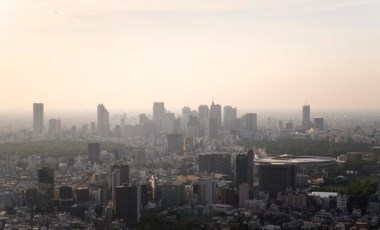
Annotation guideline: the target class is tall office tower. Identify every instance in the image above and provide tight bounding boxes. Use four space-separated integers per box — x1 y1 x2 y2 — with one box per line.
110 163 129 212
48 118 61 135
302 104 311 130
247 149 254 188
153 102 166 132
181 106 192 133
223 106 237 131
167 133 184 153
235 154 248 186
208 117 218 139
33 103 44 135
97 104 110 137
259 164 296 199
314 118 324 131
210 101 222 132
163 112 175 134
244 113 257 131
161 184 182 208
37 167 54 212
110 163 130 185
75 187 90 203
187 114 200 137
59 186 73 211
139 114 150 125
198 153 231 176
198 105 209 137
114 186 141 227
195 177 215 204
88 143 101 164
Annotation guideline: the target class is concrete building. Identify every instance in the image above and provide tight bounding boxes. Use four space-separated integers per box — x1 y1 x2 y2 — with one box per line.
243 113 257 131
153 102 166 132
302 104 311 130
235 154 248 187
223 106 237 131
199 153 231 176
33 103 44 135
97 104 110 137
259 164 296 199
88 143 100 164
210 101 222 132
37 167 55 212
114 185 141 228
198 105 209 137
314 118 324 131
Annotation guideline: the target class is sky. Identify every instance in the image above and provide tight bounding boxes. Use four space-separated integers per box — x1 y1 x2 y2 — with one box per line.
0 0 379 113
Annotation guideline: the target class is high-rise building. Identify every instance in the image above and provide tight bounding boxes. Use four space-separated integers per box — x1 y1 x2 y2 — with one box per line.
235 150 254 188
114 185 141 227
259 164 296 199
76 187 90 203
97 104 110 137
88 143 100 164
198 105 209 137
37 167 54 212
314 118 324 131
167 134 183 153
235 154 248 186
199 153 231 176
161 185 182 208
302 104 311 130
163 112 175 134
223 106 237 131
243 113 257 131
153 102 166 132
48 118 61 136
59 186 73 211
139 114 150 125
111 163 130 185
208 117 218 139
210 101 222 132
33 103 44 135
238 183 249 208
247 149 254 188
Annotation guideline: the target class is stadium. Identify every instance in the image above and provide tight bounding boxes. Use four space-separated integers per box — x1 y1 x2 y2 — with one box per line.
255 154 336 167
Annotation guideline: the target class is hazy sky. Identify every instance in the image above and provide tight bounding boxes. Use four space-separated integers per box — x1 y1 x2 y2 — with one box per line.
1 0 379 113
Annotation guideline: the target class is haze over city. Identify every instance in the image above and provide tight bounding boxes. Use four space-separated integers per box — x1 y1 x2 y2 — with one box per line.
1 0 380 112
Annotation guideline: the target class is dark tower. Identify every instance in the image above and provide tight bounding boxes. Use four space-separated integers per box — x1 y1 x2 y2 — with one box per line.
235 154 248 187
37 167 54 212
88 143 100 164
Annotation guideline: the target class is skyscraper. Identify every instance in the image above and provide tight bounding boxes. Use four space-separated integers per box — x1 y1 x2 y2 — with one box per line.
235 154 248 186
33 103 44 135
114 185 141 227
198 105 209 137
247 149 254 188
223 106 237 131
88 143 100 164
38 167 54 212
243 113 257 131
97 104 110 137
314 118 324 131
153 102 166 132
302 104 311 130
111 163 130 186
259 164 296 199
48 118 61 136
199 153 231 176
210 101 222 132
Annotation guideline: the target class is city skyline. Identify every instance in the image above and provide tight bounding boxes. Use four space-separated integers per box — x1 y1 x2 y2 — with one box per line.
1 1 379 112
